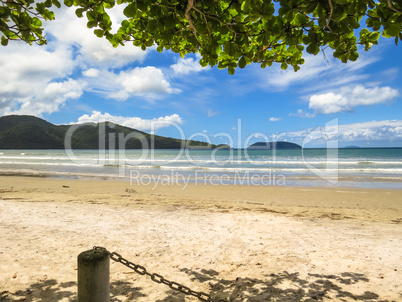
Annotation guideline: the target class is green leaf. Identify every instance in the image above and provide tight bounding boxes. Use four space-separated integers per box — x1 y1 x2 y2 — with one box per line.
1 36 8 46
239 56 247 68
306 43 319 55
52 0 61 9
87 20 98 28
147 20 157 32
36 3 45 13
349 52 359 61
86 11 97 21
156 45 163 53
294 14 309 25
164 14 176 30
228 66 235 75
124 3 137 18
44 0 52 8
384 24 401 37
32 17 42 28
368 31 380 42
94 29 104 37
280 62 288 70
75 8 85 18
64 0 73 7
200 58 208 67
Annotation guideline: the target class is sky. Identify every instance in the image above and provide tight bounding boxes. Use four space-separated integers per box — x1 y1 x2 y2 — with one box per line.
0 6 401 148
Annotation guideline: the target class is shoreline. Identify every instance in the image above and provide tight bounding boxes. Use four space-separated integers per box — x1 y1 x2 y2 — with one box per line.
1 167 402 190
1 175 402 301
1 175 401 223
1 147 402 190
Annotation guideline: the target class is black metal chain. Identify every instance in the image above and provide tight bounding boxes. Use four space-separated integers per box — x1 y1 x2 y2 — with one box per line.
94 246 227 302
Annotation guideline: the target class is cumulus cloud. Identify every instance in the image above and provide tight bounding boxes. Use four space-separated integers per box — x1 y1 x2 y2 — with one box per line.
0 42 84 116
269 117 282 122
170 54 208 75
309 85 399 114
12 79 86 115
74 111 183 132
118 67 177 95
83 67 180 101
0 7 182 117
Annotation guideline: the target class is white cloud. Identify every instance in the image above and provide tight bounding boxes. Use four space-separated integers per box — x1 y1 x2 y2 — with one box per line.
171 54 207 75
0 42 83 116
263 51 378 91
265 55 331 89
0 6 163 117
82 67 179 101
118 67 176 95
288 109 315 118
284 120 402 145
75 111 183 132
269 117 282 122
45 7 147 69
13 79 86 115
83 68 100 77
336 120 402 141
309 85 399 114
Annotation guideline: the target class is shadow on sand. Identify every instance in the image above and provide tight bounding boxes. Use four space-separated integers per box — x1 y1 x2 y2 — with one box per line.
0 270 390 301
0 279 144 302
158 269 388 302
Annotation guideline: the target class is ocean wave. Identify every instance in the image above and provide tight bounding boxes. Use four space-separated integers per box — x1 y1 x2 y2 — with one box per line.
0 161 103 168
0 154 401 166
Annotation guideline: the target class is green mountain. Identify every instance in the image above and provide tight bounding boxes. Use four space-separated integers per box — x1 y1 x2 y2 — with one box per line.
0 115 214 149
248 141 302 150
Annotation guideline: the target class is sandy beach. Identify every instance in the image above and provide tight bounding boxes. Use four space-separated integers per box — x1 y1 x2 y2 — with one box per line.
1 176 402 301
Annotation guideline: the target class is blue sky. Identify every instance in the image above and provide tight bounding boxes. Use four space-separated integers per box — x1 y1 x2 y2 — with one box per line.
0 6 401 147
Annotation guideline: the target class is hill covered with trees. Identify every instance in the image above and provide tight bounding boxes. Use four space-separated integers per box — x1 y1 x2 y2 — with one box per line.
248 141 302 150
0 115 214 149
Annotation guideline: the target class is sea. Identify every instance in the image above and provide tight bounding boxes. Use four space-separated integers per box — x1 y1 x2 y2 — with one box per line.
0 148 401 189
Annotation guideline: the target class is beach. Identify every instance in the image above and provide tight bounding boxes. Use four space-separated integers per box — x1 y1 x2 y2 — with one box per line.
1 175 402 301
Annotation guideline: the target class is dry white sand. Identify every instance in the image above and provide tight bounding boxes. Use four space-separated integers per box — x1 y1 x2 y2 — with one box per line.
1 176 402 301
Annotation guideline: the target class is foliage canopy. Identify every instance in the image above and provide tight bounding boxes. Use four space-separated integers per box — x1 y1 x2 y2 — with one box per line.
1 0 401 73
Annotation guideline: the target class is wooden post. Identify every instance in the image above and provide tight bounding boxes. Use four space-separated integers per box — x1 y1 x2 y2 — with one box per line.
77 248 110 302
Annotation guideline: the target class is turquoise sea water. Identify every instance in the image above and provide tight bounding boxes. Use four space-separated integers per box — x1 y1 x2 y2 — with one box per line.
0 148 401 189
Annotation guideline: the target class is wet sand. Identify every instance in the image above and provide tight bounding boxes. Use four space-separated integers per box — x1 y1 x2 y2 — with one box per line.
0 176 401 301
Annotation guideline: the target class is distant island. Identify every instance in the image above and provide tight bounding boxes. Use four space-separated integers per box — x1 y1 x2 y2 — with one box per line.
0 115 214 150
344 145 361 149
248 141 302 150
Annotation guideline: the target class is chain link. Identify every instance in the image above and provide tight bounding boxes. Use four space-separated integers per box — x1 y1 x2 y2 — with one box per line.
94 246 227 302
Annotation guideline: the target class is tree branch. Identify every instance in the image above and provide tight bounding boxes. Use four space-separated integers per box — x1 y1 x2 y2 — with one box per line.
185 0 201 44
326 0 333 32
387 0 402 14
